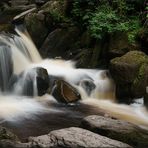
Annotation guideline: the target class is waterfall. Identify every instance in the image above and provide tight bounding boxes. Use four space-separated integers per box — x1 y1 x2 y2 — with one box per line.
15 25 42 63
0 25 148 129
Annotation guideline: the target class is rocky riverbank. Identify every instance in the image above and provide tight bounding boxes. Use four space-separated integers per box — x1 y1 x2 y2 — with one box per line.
0 0 148 147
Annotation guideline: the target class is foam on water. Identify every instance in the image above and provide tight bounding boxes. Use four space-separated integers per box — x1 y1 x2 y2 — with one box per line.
0 95 62 122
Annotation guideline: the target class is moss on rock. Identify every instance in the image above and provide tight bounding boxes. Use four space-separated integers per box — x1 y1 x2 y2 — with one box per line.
110 50 148 99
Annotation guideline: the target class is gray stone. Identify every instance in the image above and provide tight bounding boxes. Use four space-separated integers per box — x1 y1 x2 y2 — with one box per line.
81 115 148 148
29 127 132 148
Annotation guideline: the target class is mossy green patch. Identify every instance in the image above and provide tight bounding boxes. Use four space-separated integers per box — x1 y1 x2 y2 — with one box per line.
133 63 148 87
111 51 148 65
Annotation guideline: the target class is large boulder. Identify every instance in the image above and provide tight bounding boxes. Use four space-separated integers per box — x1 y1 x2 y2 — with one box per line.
110 51 148 99
40 27 80 58
81 115 148 148
29 127 131 148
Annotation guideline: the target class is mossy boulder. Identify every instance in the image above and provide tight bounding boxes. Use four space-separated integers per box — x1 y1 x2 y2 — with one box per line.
110 50 148 99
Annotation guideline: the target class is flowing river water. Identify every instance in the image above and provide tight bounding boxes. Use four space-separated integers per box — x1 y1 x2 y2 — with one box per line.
0 25 148 141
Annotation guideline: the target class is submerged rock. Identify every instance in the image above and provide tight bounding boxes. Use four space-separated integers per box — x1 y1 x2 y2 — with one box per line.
14 67 49 96
51 79 81 103
81 115 148 148
29 127 131 148
110 50 148 99
78 78 96 96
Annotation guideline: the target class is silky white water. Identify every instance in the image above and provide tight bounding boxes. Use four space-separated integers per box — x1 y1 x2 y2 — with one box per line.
0 25 148 128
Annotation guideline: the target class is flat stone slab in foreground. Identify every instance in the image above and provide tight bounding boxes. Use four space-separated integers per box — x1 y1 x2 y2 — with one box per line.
29 127 131 148
81 115 148 147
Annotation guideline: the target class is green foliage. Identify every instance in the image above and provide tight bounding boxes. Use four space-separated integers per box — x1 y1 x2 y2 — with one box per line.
127 18 141 43
71 0 96 26
88 5 130 39
72 0 143 41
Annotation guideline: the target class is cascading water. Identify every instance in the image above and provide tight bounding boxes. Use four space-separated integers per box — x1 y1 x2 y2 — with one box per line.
0 24 148 132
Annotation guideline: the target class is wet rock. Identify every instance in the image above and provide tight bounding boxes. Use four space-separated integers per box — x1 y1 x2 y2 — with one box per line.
110 51 148 99
81 115 148 148
29 127 131 148
14 67 49 96
51 79 81 103
40 27 80 58
78 78 96 96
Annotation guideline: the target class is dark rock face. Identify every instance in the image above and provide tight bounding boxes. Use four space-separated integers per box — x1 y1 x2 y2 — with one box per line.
81 115 148 148
40 27 80 58
138 28 148 55
35 67 49 96
110 50 148 99
14 67 49 96
51 79 81 103
29 127 131 148
108 32 130 59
